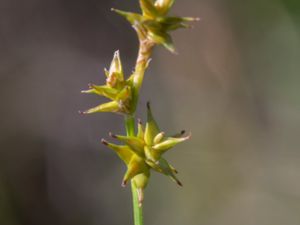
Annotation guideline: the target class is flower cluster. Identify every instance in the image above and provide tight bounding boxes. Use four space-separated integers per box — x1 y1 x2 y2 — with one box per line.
80 51 134 115
112 0 199 53
80 0 196 209
101 103 191 206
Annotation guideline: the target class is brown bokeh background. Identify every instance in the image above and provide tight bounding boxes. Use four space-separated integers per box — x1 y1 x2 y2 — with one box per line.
1 0 300 225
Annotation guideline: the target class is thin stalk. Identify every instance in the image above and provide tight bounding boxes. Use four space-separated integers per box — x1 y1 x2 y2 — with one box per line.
125 31 154 225
124 115 143 225
125 115 135 136
131 181 143 225
133 40 154 91
131 36 154 113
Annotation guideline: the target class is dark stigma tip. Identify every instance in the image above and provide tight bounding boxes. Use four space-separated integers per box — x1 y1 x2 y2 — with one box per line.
101 139 108 145
109 132 117 138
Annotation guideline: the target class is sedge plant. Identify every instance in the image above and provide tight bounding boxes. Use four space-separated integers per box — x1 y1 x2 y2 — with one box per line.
79 1 198 225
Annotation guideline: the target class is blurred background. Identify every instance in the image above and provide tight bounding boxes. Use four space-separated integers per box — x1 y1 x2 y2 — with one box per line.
1 0 300 225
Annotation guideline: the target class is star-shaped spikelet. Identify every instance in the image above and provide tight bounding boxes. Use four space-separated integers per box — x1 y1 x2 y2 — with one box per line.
80 51 134 115
112 0 199 53
101 103 191 206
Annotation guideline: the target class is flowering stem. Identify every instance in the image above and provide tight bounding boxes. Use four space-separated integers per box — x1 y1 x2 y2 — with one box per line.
131 180 144 225
124 36 154 225
131 38 154 113
125 115 135 136
124 115 144 225
81 2 196 225
133 40 154 91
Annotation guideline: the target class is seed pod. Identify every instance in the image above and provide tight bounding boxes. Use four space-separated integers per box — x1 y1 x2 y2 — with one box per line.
107 50 124 86
144 102 160 145
153 132 165 145
81 84 118 100
139 0 159 18
110 133 145 157
137 119 145 139
155 0 175 15
81 101 120 114
132 171 150 207
101 139 150 205
152 133 191 154
101 139 133 165
111 9 143 25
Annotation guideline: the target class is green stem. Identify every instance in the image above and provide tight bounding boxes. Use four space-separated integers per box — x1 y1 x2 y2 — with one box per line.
124 115 144 225
131 181 143 225
125 115 135 137
124 30 154 225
